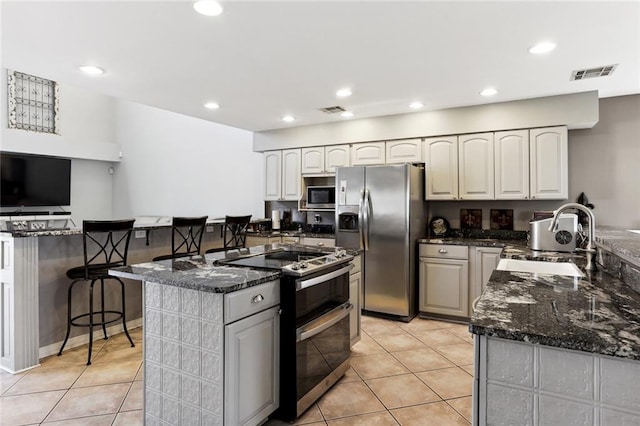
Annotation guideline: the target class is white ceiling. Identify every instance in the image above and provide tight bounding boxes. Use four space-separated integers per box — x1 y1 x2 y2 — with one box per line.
2 1 639 132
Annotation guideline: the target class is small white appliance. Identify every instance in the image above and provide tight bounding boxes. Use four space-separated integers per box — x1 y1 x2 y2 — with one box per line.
271 209 281 230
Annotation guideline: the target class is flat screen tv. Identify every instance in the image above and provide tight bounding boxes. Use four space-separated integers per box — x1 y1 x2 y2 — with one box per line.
1 152 71 207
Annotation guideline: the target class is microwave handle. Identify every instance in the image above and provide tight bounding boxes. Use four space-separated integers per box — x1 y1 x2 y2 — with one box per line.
295 264 353 291
296 302 353 342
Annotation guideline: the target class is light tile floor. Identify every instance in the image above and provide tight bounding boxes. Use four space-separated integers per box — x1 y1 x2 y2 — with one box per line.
267 315 474 426
1 316 473 426
0 328 144 426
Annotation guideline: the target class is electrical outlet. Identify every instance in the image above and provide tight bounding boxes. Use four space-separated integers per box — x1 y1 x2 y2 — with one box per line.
206 226 214 233
135 230 146 239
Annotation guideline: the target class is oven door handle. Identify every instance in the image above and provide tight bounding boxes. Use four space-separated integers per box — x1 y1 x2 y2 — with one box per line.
295 264 354 291
296 302 353 342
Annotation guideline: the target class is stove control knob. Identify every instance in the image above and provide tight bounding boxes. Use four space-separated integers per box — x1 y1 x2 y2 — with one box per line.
336 250 347 258
291 263 300 271
300 262 308 269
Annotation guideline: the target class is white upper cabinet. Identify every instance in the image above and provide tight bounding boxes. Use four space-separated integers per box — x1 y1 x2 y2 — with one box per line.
530 126 568 200
386 139 423 163
264 151 281 200
351 142 386 165
459 133 494 200
494 130 530 200
301 147 325 174
423 136 459 200
325 145 350 173
264 149 301 200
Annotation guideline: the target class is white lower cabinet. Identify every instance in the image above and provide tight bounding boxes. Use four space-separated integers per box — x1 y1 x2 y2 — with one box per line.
224 306 280 426
419 245 469 318
349 255 361 346
470 247 502 313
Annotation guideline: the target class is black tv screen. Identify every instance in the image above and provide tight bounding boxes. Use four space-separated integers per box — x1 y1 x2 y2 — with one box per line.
1 152 71 207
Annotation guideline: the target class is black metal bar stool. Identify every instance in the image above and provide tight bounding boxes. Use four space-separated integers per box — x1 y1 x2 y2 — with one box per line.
58 219 136 365
206 215 252 253
152 216 208 261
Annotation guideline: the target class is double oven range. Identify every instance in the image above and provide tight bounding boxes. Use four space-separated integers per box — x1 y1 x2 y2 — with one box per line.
219 247 354 421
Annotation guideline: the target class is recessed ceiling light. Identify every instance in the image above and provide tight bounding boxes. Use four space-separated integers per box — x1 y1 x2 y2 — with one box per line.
480 88 498 97
204 102 220 110
281 115 295 122
193 1 223 16
79 65 104 75
409 102 424 109
341 111 354 118
529 41 556 54
336 88 352 98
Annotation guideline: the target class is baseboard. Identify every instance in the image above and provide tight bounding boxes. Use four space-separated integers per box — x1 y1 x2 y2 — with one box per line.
39 318 143 359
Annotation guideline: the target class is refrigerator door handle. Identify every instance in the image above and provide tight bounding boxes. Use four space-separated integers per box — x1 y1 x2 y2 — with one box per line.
363 189 371 251
358 189 365 250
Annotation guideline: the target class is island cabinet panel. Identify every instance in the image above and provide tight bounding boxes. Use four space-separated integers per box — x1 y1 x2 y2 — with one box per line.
144 280 280 426
423 136 459 200
458 133 494 200
474 335 640 426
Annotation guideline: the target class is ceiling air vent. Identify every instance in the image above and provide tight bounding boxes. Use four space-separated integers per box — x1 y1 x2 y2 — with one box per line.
571 64 617 81
318 105 346 114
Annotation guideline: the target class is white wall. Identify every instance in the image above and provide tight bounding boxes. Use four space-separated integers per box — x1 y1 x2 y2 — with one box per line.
253 91 599 151
568 95 640 228
112 100 263 219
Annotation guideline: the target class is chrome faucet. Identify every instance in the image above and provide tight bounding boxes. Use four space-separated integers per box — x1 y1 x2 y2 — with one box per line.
549 203 597 271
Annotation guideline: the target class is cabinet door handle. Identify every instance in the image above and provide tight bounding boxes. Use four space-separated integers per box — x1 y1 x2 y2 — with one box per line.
251 294 264 304
317 242 324 246
439 249 448 254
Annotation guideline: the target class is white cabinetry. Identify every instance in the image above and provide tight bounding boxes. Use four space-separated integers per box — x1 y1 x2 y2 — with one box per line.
0 234 39 373
423 136 459 200
351 142 386 165
459 133 494 200
264 149 301 201
494 130 529 200
301 145 350 174
386 139 422 163
325 145 351 173
300 237 335 248
301 147 325 175
349 255 362 346
225 305 279 426
470 247 502 313
530 126 568 200
419 244 469 318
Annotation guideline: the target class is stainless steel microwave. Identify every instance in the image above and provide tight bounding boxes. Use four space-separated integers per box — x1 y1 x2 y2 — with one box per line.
306 186 336 209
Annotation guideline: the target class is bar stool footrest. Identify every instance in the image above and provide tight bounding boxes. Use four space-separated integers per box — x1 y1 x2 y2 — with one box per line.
70 311 125 328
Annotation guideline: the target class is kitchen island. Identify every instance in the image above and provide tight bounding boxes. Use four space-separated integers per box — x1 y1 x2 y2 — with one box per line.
109 243 358 426
469 229 640 425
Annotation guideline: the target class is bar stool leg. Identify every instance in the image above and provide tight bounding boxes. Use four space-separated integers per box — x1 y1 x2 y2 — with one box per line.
100 278 108 340
58 280 76 356
118 278 135 348
87 279 96 365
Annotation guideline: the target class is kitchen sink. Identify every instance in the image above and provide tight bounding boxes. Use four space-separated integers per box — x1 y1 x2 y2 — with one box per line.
497 259 584 277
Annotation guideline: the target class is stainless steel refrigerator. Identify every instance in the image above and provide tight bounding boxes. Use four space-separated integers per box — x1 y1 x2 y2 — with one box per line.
335 163 426 321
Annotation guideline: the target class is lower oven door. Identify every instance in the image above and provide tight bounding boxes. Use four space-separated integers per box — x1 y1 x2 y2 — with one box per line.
295 302 353 416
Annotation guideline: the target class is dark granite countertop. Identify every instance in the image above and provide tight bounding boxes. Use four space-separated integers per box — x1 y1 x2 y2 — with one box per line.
246 231 335 239
109 243 358 294
595 227 640 267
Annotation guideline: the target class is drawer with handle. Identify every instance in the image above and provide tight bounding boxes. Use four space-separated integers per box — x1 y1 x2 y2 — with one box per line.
224 279 280 324
419 244 469 259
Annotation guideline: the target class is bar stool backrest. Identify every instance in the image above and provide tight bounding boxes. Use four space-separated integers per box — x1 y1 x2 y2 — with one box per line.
223 215 252 249
82 219 135 279
171 216 208 257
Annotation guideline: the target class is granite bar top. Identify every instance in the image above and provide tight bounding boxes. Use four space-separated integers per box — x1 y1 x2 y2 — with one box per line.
109 255 282 294
595 227 640 267
247 231 336 239
109 243 357 294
